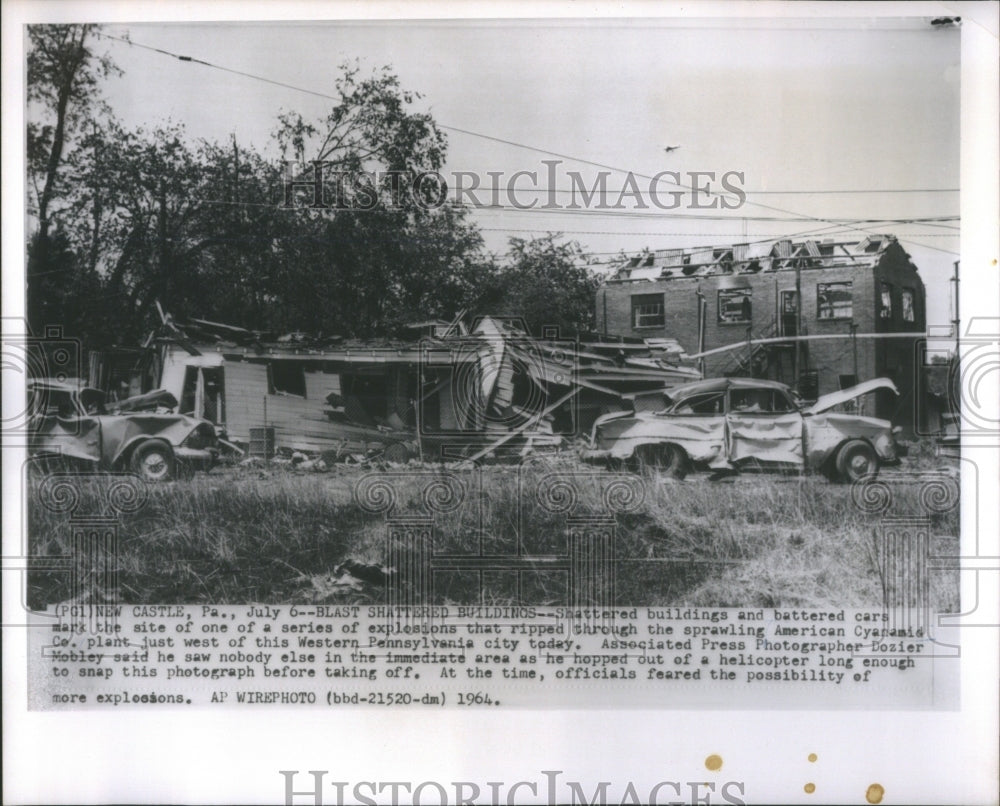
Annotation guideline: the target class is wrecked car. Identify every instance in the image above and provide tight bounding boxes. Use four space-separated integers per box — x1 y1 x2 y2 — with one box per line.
585 377 905 482
27 380 219 481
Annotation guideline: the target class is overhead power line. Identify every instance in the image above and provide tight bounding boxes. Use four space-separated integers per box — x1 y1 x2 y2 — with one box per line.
479 226 960 238
185 193 960 227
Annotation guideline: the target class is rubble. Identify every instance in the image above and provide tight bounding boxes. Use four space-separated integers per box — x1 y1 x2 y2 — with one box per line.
90 310 703 464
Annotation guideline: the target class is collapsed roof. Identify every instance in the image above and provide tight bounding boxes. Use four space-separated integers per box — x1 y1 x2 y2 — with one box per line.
610 234 904 282
149 312 701 460
157 313 700 393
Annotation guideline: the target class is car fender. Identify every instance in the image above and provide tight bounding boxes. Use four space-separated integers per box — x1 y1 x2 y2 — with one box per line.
99 415 203 468
804 413 892 468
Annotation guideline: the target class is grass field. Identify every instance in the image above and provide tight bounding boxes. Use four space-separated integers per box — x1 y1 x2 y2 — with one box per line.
26 455 960 611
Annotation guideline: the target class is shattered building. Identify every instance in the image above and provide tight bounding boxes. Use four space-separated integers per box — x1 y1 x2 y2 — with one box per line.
597 234 927 428
92 314 699 460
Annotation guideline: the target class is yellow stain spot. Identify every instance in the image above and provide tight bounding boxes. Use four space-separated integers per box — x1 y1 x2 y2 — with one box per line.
808 753 818 762
705 754 723 771
866 783 885 804
804 783 816 794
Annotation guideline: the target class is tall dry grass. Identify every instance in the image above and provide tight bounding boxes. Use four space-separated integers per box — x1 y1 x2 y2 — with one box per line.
26 461 959 611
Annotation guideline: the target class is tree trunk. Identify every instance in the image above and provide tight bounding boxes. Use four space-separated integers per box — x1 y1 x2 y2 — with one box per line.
37 26 90 241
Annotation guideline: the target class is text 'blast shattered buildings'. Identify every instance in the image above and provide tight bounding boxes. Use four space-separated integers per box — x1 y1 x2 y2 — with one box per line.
597 234 927 430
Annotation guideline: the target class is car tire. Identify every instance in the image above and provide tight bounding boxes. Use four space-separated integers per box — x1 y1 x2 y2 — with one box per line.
635 443 688 480
130 439 176 482
835 440 878 483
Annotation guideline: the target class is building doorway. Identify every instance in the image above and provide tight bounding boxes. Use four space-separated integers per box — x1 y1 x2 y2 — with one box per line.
779 290 798 337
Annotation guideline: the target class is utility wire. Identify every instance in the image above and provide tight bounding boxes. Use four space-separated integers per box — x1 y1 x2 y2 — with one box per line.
477 226 959 240
89 30 962 256
185 193 959 226
400 184 960 196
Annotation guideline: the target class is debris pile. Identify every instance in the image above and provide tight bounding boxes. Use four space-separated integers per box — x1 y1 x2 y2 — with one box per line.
93 310 702 464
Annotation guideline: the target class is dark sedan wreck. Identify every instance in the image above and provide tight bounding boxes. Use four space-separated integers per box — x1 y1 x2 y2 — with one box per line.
585 377 905 482
27 380 219 481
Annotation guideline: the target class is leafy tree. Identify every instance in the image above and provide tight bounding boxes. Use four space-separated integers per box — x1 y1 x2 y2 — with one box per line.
26 230 113 347
268 62 489 337
25 24 119 343
60 121 217 341
27 24 119 240
483 235 600 336
28 53 495 344
274 61 446 174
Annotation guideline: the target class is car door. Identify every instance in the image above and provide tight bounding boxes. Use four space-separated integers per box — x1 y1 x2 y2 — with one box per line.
660 388 730 468
726 386 804 467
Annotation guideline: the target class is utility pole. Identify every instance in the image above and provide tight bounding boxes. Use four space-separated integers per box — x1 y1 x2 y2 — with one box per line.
700 282 707 378
746 325 753 378
232 134 240 206
850 322 860 414
951 260 960 357
950 260 961 426
793 262 802 389
851 322 859 380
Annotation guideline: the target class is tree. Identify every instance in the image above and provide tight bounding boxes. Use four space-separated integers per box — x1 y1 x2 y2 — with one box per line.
27 24 118 241
483 235 600 336
26 24 119 343
274 61 446 174
28 54 494 344
60 121 215 341
268 62 489 337
26 230 113 347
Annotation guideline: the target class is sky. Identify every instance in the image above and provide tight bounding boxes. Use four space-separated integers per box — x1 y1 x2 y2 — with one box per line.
54 16 963 327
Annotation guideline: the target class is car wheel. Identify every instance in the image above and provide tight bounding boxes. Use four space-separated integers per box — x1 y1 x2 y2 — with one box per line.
835 440 878 483
635 443 688 480
130 439 176 482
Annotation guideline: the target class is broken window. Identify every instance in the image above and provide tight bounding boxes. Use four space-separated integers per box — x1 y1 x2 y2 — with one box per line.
268 362 306 397
817 281 853 319
631 294 665 328
729 388 794 414
670 390 726 415
179 366 225 421
901 288 916 322
718 288 752 324
879 282 893 319
180 366 199 415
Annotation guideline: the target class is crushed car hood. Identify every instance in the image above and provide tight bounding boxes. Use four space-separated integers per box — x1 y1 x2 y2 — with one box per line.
115 389 179 413
803 378 898 415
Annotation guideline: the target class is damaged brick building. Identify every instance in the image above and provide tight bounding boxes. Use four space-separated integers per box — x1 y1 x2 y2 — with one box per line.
596 235 927 428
